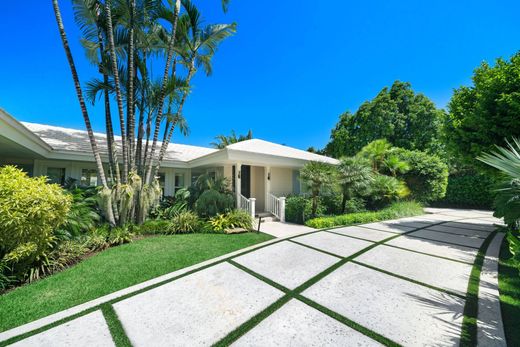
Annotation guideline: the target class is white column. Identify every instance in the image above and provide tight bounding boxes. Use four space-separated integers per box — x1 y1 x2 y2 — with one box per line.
265 166 271 212
279 197 286 222
235 163 241 206
250 198 256 218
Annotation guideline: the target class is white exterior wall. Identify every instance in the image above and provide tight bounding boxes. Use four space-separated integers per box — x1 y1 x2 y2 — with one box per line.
269 167 294 196
250 166 265 211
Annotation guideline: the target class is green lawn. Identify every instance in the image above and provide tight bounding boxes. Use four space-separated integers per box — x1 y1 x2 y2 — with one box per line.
498 236 520 346
0 232 273 332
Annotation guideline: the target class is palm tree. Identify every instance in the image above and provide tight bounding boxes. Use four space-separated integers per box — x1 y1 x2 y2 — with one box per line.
211 130 253 149
478 138 520 228
300 161 334 217
359 139 392 172
383 154 410 177
337 157 373 213
52 0 115 225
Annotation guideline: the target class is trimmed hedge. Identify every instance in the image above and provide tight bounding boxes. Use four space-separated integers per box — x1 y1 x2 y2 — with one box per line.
305 201 423 229
435 174 495 209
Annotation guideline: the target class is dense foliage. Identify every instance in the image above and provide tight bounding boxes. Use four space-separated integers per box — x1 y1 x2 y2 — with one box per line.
436 173 495 208
446 52 520 167
392 148 448 202
305 201 423 229
325 81 445 158
0 166 71 281
300 161 335 216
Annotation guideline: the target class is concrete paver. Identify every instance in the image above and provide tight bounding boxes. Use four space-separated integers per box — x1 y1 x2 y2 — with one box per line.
113 262 284 346
292 231 373 257
303 262 465 346
426 224 490 238
10 311 114 347
409 229 485 248
360 222 415 234
331 226 395 242
233 241 339 289
232 299 382 347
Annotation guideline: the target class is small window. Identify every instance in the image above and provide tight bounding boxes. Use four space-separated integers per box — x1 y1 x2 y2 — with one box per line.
47 167 66 185
81 169 98 186
174 173 185 193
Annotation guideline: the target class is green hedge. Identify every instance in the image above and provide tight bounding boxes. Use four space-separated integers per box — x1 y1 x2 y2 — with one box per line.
305 201 423 229
435 174 495 209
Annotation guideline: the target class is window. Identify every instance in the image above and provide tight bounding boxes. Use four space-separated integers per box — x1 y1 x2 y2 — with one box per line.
174 173 185 193
81 169 98 186
47 167 66 185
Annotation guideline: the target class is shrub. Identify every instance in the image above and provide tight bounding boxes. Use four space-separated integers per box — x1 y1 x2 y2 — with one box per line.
305 201 423 228
207 210 254 233
285 196 325 224
107 225 135 246
194 189 234 218
138 220 171 235
0 166 71 278
435 173 495 209
56 188 101 239
169 211 200 234
320 194 343 215
367 175 409 208
393 148 448 202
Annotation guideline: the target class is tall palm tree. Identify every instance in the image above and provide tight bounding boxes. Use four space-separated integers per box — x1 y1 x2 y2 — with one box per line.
359 139 392 172
52 0 115 225
211 129 253 149
337 157 373 213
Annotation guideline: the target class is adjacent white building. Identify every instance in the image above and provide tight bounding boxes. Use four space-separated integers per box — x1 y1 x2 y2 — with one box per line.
0 108 338 220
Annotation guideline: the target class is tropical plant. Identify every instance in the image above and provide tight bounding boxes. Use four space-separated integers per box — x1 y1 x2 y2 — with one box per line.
56 188 101 239
211 130 253 149
0 166 71 279
358 139 392 172
207 210 253 232
52 0 236 226
367 175 409 208
300 161 335 217
337 157 373 213
194 189 234 218
478 138 520 228
383 154 410 177
325 81 445 158
168 211 200 233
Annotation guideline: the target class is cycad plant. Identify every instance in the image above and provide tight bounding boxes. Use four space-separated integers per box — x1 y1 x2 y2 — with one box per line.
478 138 520 228
52 0 236 225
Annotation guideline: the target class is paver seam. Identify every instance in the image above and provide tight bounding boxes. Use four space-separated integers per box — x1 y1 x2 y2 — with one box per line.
420 227 488 239
459 230 499 347
382 243 474 265
325 229 396 241
0 214 478 345
406 234 481 250
100 304 131 347
288 239 350 259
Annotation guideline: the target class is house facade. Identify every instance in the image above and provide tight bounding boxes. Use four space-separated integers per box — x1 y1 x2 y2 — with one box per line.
0 108 338 220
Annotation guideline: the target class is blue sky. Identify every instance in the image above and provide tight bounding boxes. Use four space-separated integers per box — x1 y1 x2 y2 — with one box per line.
1 0 519 150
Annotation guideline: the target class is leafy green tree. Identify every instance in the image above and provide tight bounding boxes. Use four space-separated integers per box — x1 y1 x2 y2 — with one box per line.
337 157 373 213
211 130 253 149
300 162 335 217
325 81 445 158
445 52 520 168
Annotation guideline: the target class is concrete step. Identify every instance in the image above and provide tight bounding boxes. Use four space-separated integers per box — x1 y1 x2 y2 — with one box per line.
255 212 279 223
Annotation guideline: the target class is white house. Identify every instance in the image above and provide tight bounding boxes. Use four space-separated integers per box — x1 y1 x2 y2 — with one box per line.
0 108 338 221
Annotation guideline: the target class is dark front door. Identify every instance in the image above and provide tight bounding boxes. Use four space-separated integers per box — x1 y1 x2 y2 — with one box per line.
241 165 251 198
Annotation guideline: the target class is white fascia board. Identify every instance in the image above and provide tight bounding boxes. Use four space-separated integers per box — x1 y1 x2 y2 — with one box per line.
187 149 228 168
0 109 52 157
226 149 307 168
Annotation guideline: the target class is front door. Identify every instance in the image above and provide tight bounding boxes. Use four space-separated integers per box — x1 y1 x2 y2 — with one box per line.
241 165 251 198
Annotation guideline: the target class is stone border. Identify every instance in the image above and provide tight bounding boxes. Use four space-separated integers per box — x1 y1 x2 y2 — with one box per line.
477 232 506 346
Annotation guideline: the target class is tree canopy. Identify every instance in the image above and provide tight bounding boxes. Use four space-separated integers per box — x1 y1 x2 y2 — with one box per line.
324 81 445 158
445 52 520 167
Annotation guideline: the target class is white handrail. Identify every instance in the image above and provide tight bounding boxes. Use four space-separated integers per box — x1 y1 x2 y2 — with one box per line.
267 193 285 222
238 194 255 219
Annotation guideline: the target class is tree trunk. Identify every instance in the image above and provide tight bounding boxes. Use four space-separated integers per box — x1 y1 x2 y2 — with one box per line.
105 0 128 183
144 0 181 185
341 192 347 214
52 0 115 225
127 0 136 170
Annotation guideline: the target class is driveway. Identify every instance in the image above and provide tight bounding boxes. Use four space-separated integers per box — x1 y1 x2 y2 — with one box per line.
2 209 506 346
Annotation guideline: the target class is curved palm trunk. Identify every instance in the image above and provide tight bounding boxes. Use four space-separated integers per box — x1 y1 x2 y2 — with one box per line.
153 64 195 178
144 0 181 185
105 0 128 183
52 0 115 225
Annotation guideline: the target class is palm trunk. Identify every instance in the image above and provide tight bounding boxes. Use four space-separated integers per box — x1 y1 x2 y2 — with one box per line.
52 0 115 225
105 0 128 183
136 53 148 176
127 0 136 170
144 0 181 185
153 63 195 178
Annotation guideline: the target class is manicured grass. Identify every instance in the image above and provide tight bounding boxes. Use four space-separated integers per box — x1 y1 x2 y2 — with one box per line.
498 236 520 347
305 201 424 229
0 232 273 332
